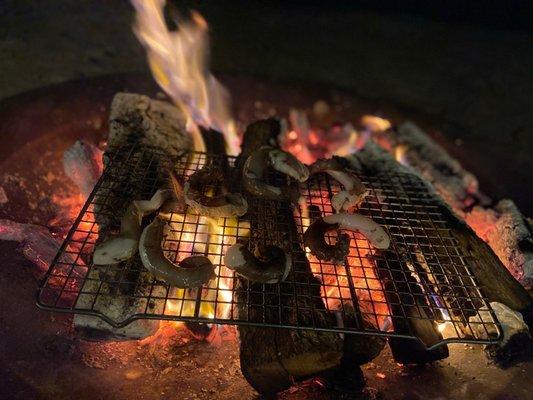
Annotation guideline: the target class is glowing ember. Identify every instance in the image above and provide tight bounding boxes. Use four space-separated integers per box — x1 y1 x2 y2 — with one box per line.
283 112 393 164
297 188 391 330
131 0 239 155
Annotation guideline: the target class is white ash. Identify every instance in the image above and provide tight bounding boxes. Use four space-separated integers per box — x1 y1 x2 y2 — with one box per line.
469 302 531 365
63 140 103 198
470 302 529 347
74 268 162 340
108 93 192 157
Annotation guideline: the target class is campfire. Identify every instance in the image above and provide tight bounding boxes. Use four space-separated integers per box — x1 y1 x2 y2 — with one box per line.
1 1 532 398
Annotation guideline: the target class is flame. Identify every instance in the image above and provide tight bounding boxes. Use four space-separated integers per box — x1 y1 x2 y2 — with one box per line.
333 123 360 157
283 109 362 163
394 144 409 166
284 111 394 163
131 0 240 155
148 213 248 343
160 211 249 323
361 115 391 133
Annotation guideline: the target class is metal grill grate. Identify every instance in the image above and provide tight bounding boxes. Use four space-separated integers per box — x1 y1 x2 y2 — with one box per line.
37 144 502 348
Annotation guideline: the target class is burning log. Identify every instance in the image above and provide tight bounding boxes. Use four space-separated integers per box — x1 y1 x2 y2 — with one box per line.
377 257 450 364
0 219 76 275
347 142 532 364
442 206 531 316
448 211 533 363
106 92 192 157
74 93 192 340
338 143 450 364
465 200 533 289
234 119 383 395
374 121 533 289
374 121 487 211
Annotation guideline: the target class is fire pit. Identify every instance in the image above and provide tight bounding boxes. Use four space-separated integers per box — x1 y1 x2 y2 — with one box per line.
1 73 531 399
1 2 532 399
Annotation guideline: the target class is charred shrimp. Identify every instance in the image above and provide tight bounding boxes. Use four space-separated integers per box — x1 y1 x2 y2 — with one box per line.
224 243 291 284
139 217 215 288
184 165 248 218
93 189 173 265
310 158 368 212
242 146 308 203
303 212 390 264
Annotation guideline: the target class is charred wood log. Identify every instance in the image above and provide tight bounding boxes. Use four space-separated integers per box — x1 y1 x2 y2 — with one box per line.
235 119 383 395
375 121 488 211
342 143 449 363
375 256 449 364
347 142 532 364
106 92 192 157
465 200 533 289
375 121 532 289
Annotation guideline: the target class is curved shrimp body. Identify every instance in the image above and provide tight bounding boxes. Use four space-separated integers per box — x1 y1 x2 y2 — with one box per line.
93 189 173 265
310 158 368 212
303 218 351 265
224 243 291 284
139 217 215 288
242 146 302 203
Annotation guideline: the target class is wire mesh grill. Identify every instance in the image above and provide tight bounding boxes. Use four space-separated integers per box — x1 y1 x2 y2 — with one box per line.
37 144 501 348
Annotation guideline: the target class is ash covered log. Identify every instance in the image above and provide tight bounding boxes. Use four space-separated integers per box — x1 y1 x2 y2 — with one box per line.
466 200 533 289
374 121 533 289
234 119 383 395
346 143 450 363
0 219 79 275
443 207 531 315
347 142 532 364
63 140 103 199
74 93 192 340
374 121 487 211
106 92 192 157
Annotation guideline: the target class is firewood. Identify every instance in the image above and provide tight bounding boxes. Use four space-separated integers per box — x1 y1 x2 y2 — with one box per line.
346 142 532 363
106 92 192 157
74 93 192 340
235 120 383 395
62 140 103 199
465 200 533 289
377 122 532 289
376 121 487 211
379 264 449 364
442 207 532 315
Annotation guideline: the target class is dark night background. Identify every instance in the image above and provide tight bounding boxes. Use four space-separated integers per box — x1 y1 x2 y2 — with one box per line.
1 0 532 213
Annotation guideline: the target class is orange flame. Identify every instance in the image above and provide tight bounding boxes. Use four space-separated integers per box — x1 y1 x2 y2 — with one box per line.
132 0 240 155
361 115 391 133
394 144 409 166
